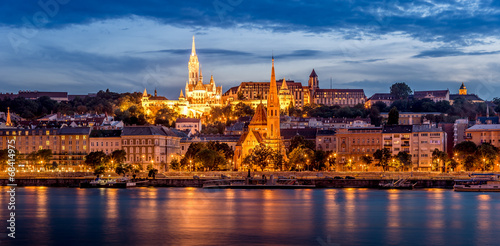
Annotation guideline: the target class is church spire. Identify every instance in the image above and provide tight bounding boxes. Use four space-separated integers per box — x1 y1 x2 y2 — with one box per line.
191 36 196 56
179 89 185 98
142 88 148 97
267 56 280 140
6 107 12 126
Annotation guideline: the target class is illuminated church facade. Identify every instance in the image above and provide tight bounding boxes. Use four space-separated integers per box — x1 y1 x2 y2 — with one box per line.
142 36 223 117
233 58 286 170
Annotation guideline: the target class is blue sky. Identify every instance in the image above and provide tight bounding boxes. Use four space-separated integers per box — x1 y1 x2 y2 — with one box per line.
1 0 500 99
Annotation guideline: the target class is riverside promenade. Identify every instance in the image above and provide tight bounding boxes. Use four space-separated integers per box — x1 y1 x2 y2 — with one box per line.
0 171 472 188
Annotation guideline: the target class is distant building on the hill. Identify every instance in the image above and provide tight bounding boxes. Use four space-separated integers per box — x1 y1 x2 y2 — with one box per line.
365 93 396 108
223 69 366 109
413 90 450 102
141 36 223 118
449 82 484 104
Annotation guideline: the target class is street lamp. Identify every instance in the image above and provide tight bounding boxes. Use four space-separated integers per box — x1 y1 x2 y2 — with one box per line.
189 159 192 172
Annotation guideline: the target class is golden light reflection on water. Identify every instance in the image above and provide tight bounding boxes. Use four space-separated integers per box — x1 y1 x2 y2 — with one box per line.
105 189 118 220
387 191 400 228
426 190 445 230
477 194 491 232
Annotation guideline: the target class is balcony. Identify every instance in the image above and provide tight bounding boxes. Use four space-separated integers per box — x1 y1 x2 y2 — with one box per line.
383 137 392 140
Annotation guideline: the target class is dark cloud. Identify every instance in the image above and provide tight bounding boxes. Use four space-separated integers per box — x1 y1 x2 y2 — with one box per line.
413 48 500 58
1 1 500 45
148 48 253 56
343 59 385 64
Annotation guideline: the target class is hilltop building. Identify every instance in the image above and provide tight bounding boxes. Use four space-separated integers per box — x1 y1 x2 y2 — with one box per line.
223 69 366 109
142 36 223 117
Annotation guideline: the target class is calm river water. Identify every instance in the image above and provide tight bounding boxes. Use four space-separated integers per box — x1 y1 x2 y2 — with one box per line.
1 187 500 246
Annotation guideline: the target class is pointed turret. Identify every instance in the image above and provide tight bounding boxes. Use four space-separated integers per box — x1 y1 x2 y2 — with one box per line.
459 82 467 95
309 69 318 78
154 89 157 97
142 88 148 97
281 77 288 90
267 56 280 140
210 75 215 84
188 36 200 85
191 35 196 56
179 90 185 98
6 107 12 126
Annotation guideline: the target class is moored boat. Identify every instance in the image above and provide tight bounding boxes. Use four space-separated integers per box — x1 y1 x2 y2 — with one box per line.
378 178 417 190
454 173 500 192
80 177 138 188
203 175 315 189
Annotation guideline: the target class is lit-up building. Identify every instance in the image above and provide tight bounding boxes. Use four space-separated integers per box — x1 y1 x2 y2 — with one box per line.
223 69 366 109
233 58 286 170
142 36 223 117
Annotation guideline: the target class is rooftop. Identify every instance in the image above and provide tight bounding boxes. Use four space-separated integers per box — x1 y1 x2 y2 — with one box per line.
467 124 500 131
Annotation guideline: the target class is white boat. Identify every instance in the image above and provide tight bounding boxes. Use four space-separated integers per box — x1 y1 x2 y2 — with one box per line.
454 173 500 192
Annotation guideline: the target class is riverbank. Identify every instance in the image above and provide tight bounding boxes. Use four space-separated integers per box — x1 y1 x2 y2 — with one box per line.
0 177 456 188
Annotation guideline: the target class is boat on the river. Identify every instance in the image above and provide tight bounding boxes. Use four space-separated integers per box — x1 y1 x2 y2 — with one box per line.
80 177 139 188
203 175 315 189
454 173 500 192
378 178 417 190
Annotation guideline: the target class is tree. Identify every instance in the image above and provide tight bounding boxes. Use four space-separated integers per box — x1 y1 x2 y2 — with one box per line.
93 166 106 178
170 159 181 171
359 155 373 171
243 144 274 171
453 141 478 170
387 107 399 125
289 135 315 152
396 151 412 171
432 149 448 172
453 141 478 156
476 143 498 171
446 158 459 172
45 161 58 170
147 164 159 179
313 150 328 171
373 148 392 171
109 150 126 165
115 163 132 177
85 151 108 169
194 148 227 171
390 82 412 100
463 156 477 171
288 146 314 171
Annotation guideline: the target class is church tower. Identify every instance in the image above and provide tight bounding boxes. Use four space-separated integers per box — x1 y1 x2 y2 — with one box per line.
188 36 200 85
459 82 467 95
267 57 281 144
6 107 12 126
308 69 319 89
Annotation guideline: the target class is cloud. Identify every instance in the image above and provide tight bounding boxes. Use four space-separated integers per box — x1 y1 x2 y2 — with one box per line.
413 48 500 58
343 59 386 64
1 0 500 45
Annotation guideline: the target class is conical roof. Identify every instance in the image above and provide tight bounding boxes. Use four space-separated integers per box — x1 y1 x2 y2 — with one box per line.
280 77 288 90
309 69 317 78
249 103 267 126
460 82 466 89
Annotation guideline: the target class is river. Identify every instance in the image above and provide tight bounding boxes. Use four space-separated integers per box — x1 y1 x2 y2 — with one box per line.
1 187 499 245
